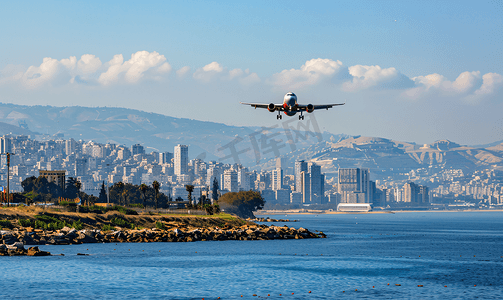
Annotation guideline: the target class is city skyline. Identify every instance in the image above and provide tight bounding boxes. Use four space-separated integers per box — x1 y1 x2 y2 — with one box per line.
1 1 502 146
2 133 502 210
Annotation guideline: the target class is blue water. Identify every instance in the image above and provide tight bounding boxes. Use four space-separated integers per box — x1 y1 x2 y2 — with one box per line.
2 212 503 299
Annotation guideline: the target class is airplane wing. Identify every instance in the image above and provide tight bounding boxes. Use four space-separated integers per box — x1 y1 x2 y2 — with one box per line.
240 102 284 111
297 103 345 110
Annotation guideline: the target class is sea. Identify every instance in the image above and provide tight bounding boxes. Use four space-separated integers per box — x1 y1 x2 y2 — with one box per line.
1 211 503 299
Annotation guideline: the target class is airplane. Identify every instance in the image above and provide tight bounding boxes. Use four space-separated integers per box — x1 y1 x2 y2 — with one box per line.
240 92 345 120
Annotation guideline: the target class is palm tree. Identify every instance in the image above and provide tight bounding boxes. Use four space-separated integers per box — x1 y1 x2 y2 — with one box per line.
139 183 148 209
116 181 124 206
185 184 194 206
152 181 160 210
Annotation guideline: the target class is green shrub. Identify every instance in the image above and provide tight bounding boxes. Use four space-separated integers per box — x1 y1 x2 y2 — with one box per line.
18 218 33 227
35 215 60 223
101 224 115 231
110 217 135 229
155 221 165 230
115 206 138 215
0 220 13 229
28 215 83 230
72 220 83 230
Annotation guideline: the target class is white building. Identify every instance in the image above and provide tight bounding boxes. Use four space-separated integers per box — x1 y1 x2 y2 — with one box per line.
337 203 372 212
223 169 238 193
174 144 188 176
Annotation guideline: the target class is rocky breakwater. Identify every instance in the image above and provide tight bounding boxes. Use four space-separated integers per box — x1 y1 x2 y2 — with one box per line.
0 231 51 256
1 224 326 245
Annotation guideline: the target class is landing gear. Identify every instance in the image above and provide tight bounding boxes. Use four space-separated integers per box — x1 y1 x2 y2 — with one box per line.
299 112 304 120
277 112 282 120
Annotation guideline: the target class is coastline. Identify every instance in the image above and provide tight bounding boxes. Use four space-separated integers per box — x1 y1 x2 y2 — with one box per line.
0 207 325 255
257 209 503 215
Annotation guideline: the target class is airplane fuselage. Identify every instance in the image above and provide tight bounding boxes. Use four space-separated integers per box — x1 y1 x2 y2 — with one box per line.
282 92 298 116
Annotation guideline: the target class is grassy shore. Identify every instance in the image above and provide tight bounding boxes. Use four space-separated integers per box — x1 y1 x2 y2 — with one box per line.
0 205 248 231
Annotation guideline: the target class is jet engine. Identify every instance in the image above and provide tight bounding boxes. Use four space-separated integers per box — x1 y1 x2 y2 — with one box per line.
306 104 314 113
268 103 276 112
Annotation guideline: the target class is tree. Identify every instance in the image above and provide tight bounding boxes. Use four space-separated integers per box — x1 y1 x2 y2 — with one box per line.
152 181 160 210
185 184 194 205
217 191 265 219
98 181 108 203
139 183 148 209
22 176 63 200
212 177 219 201
65 177 80 199
116 181 125 206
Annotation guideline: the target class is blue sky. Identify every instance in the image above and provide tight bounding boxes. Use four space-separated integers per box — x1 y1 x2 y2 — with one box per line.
1 1 502 145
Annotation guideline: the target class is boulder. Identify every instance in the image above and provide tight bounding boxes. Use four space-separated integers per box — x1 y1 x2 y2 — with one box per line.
75 233 98 244
2 234 18 245
0 244 7 255
27 247 51 256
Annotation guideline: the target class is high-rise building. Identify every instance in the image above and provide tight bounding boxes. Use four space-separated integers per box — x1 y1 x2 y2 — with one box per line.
237 166 251 191
295 162 325 204
295 160 308 193
223 169 238 192
75 158 88 176
92 144 104 158
0 136 12 153
300 170 310 203
174 145 188 176
206 166 222 188
403 182 418 203
308 163 323 203
276 157 287 170
403 182 429 204
338 168 370 203
131 144 145 155
117 148 131 160
65 138 76 156
271 168 284 191
419 185 429 203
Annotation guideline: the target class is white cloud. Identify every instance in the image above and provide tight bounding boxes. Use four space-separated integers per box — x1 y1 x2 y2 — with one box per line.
60 56 77 70
21 57 73 88
77 54 102 75
343 65 414 91
406 70 501 102
98 51 170 85
450 71 482 93
176 66 191 78
98 54 125 85
193 62 260 85
1 52 501 106
157 62 172 74
474 73 503 96
203 61 223 72
269 58 348 90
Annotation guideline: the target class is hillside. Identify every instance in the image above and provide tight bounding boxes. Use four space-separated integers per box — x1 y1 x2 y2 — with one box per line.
256 136 503 182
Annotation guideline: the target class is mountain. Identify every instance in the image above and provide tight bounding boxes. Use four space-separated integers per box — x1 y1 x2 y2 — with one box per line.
256 136 503 182
0 102 345 167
